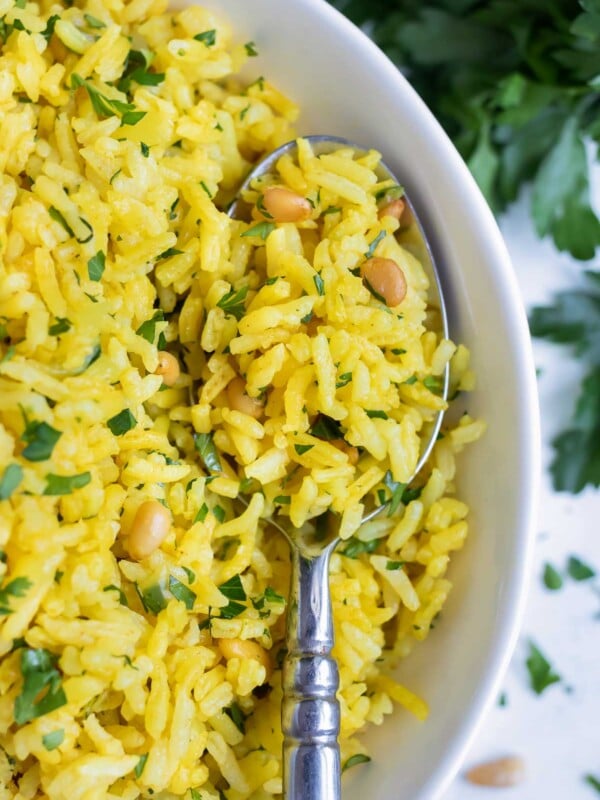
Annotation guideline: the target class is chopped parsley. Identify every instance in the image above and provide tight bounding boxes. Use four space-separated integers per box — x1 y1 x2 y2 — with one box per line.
194 433 222 473
48 317 72 336
42 729 64 751
365 409 388 420
43 472 91 496
241 221 276 240
216 285 248 321
87 251 105 281
363 278 386 304
340 537 378 559
217 575 247 618
0 463 23 500
526 640 561 695
336 372 352 389
71 73 145 125
136 583 168 614
244 41 258 56
135 753 148 779
310 415 343 441
342 754 371 772
194 503 209 523
213 505 226 523
294 443 314 455
386 560 404 570
194 29 216 46
103 584 128 606
118 49 164 92
364 229 386 258
0 576 32 616
83 13 105 28
140 142 150 157
169 575 196 610
274 495 291 505
107 408 136 436
14 647 67 725
313 273 325 295
542 562 563 591
21 414 61 462
585 775 600 794
567 555 596 581
199 180 213 198
137 310 167 349
224 701 246 733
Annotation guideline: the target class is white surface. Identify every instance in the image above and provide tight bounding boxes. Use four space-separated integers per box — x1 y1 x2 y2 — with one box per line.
200 2 540 798
443 192 600 799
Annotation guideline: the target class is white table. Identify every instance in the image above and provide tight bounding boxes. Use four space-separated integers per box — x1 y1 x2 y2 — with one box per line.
443 191 600 799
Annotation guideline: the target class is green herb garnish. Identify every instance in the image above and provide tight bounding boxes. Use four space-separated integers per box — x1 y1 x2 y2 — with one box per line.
526 640 561 695
224 701 246 733
364 230 386 258
241 221 276 240
43 472 91 495
194 433 222 473
135 753 148 779
21 415 61 462
169 575 196 610
48 317 72 336
0 576 32 616
216 286 248 321
14 648 67 725
42 729 64 750
87 251 105 281
0 463 23 500
217 575 247 618
107 408 136 436
194 29 216 46
542 563 563 591
342 754 371 773
244 41 258 56
294 443 314 455
567 555 596 582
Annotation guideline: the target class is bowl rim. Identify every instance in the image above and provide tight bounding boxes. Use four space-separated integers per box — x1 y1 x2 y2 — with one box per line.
296 0 541 796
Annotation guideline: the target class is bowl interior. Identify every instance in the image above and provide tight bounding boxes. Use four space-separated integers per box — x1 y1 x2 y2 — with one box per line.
175 1 539 796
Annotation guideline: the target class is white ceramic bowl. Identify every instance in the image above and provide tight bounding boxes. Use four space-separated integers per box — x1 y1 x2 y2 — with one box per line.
193 1 541 796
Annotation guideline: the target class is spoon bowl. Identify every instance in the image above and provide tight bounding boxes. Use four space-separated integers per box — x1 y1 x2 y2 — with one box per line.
228 136 449 800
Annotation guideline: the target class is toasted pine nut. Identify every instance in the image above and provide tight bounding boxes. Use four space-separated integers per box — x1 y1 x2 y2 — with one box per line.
466 756 526 787
260 187 312 223
378 198 405 221
227 377 264 419
361 257 407 307
218 637 272 678
127 500 171 561
155 351 180 387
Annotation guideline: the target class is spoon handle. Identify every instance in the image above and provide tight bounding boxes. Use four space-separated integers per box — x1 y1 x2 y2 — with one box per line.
282 546 341 800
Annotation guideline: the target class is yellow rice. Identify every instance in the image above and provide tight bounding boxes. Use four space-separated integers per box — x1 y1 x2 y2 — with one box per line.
0 1 484 797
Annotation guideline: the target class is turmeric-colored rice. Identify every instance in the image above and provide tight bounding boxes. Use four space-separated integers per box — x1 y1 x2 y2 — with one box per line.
0 2 484 798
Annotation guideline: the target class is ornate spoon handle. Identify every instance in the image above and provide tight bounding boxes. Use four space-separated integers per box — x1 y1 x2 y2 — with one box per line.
282 547 341 799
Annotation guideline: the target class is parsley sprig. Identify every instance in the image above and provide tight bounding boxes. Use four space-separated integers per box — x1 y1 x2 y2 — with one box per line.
331 0 600 260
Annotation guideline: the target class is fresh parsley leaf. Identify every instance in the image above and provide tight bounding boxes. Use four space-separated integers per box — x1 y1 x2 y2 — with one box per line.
336 372 352 389
48 207 74 237
71 73 144 125
342 754 371 772
216 286 248 321
217 575 247 618
340 537 378 559
322 205 342 216
136 583 168 614
118 49 165 92
103 584 128 606
241 221 276 240
0 463 23 500
567 555 596 582
244 41 258 56
526 640 561 695
137 310 167 349
169 575 196 610
42 729 64 750
386 560 404 570
182 567 195 584
530 273 600 493
213 505 226 523
0 576 32 616
310 415 343 441
14 648 67 725
313 273 325 295
365 409 388 419
48 317 71 336
330 0 600 260
274 495 291 505
423 375 444 395
84 13 105 28
140 142 150 157
87 251 105 282
194 29 216 46
107 408 136 436
194 433 222 473
364 230 386 258
294 443 314 455
264 586 285 604
43 472 91 495
21 417 61 462
135 753 148 779
585 775 600 794
224 702 246 733
542 563 563 591
194 503 209 523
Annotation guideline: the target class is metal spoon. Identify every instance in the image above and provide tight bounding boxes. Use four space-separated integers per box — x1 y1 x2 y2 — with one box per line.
228 136 449 800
